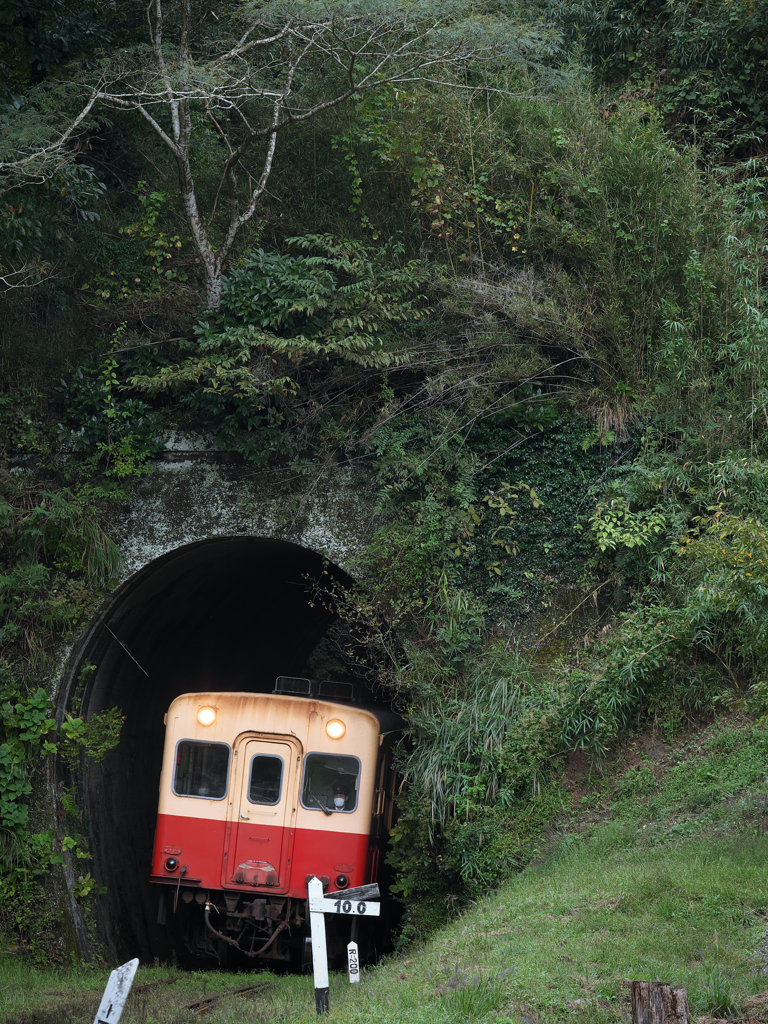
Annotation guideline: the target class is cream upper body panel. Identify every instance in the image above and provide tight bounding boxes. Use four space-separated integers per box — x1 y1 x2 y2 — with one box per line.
157 692 380 830
293 703 379 834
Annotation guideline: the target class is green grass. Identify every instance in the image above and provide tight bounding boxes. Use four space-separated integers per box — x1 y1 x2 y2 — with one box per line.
5 717 768 1023
4 834 768 1023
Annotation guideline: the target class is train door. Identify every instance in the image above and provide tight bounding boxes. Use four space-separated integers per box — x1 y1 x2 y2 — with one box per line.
224 734 300 893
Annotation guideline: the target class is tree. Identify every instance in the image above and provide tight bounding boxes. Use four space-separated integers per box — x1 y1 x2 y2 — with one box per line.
2 0 523 309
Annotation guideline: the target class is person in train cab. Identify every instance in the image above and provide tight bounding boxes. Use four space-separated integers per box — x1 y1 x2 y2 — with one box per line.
302 753 359 811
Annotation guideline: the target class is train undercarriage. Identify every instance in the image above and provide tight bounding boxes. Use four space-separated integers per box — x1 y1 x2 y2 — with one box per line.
159 887 364 969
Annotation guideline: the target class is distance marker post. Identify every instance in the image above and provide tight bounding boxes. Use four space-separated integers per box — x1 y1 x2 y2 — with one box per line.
307 877 381 1014
307 877 330 1014
92 958 139 1024
347 940 360 983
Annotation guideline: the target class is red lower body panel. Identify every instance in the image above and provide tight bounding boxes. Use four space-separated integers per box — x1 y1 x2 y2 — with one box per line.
287 827 371 895
152 814 373 897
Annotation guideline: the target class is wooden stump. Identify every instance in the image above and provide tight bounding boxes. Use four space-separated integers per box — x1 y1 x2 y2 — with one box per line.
631 981 690 1024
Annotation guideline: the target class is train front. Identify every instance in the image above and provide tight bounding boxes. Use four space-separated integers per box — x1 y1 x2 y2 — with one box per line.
150 691 392 964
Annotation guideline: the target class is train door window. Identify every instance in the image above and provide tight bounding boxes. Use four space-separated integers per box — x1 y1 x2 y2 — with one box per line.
173 740 230 799
300 753 360 813
248 754 284 805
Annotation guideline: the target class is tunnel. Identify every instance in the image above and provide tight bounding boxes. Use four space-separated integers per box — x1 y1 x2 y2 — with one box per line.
57 536 373 962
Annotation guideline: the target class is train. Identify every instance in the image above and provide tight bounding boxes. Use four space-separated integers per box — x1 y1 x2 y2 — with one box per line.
150 676 401 966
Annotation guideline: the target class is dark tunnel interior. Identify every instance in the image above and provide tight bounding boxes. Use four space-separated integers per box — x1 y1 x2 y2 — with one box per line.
58 536 368 962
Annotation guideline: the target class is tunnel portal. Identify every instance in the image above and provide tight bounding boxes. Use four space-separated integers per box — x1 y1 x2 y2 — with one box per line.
58 536 367 961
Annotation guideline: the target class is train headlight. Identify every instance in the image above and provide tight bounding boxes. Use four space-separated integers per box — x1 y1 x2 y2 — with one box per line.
197 706 216 726
325 719 346 740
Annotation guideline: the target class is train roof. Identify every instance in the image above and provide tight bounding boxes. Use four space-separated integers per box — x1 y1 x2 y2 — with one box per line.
357 704 405 735
272 675 405 734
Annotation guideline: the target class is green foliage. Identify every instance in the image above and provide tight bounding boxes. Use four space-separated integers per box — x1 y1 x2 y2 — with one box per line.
126 235 429 460
555 0 768 156
616 762 656 802
745 678 768 722
58 328 165 476
479 482 542 571
0 458 123 938
0 1 138 101
346 72 699 387
355 410 603 638
92 327 162 477
0 163 104 274
58 707 124 766
460 419 613 615
337 402 635 925
404 655 557 834
573 481 768 757
589 495 667 553
0 481 119 645
0 659 122 948
217 235 427 367
348 80 534 263
681 512 768 671
7 0 768 961
0 673 54 837
82 182 189 302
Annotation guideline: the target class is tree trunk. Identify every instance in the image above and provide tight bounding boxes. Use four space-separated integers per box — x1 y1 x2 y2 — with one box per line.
173 105 223 311
203 270 222 312
631 981 690 1024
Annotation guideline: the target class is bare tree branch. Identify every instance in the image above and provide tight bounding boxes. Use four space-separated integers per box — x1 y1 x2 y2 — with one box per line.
93 92 179 152
0 94 98 170
0 261 55 291
151 0 181 142
0 0 516 308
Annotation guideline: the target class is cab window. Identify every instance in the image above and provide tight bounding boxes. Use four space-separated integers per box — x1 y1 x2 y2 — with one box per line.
173 740 230 799
301 753 360 813
248 754 283 805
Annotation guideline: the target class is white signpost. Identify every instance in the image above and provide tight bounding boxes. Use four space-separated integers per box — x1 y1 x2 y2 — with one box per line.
307 877 380 1014
347 940 360 984
92 958 139 1024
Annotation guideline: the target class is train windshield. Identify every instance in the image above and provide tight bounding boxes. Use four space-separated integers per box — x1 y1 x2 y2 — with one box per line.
248 754 284 805
173 740 230 799
301 753 360 812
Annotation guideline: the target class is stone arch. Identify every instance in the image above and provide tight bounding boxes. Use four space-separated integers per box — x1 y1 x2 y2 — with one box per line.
57 535 364 961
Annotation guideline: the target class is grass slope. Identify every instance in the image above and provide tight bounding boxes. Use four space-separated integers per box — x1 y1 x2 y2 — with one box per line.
6 714 768 1024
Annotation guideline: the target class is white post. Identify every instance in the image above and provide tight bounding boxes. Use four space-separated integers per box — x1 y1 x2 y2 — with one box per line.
347 940 360 983
308 876 330 1015
92 958 139 1024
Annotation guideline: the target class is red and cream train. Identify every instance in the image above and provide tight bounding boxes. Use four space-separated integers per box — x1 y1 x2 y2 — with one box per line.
150 678 400 964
